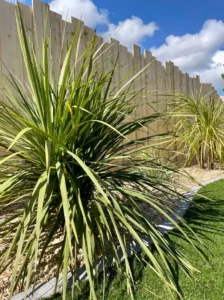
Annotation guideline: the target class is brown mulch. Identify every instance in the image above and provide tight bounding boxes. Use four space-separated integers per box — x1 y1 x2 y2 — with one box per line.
177 165 224 189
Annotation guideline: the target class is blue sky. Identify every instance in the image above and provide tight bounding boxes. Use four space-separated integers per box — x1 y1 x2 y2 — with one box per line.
95 0 224 47
7 0 224 94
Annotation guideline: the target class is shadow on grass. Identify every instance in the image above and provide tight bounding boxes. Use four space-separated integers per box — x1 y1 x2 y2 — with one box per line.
46 181 224 300
167 182 224 299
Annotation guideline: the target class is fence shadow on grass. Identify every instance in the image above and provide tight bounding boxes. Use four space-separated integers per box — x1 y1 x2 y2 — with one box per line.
168 181 224 299
45 181 224 300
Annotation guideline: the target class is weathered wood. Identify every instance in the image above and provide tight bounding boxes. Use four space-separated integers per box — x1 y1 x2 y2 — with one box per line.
132 44 142 140
165 61 174 133
196 75 200 97
144 50 153 129
49 10 62 84
148 55 158 136
185 73 190 95
0 0 219 163
192 77 197 98
32 0 50 59
140 52 147 139
181 73 187 94
156 61 166 135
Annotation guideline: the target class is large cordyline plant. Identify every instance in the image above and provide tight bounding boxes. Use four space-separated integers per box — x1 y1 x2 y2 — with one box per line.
0 7 201 300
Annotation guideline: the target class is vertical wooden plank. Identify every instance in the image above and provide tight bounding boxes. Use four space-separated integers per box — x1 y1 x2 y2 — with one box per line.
210 86 215 100
126 50 135 134
32 0 50 59
173 65 181 162
19 2 34 84
156 61 166 134
19 3 34 45
81 24 95 83
144 50 156 138
207 83 211 100
178 70 182 93
93 35 104 83
58 19 67 70
165 61 175 158
157 61 170 159
203 83 206 99
132 44 142 140
119 45 129 84
207 83 214 99
173 65 180 93
165 61 174 127
49 10 62 84
118 44 129 122
0 1 19 103
181 73 187 95
140 50 150 140
69 17 85 75
0 0 18 157
201 83 206 98
177 70 183 163
100 40 109 73
110 38 120 94
144 50 152 118
140 53 147 139
185 73 190 96
165 61 174 94
148 54 157 136
83 25 95 48
196 75 200 97
65 21 78 66
192 77 197 98
188 77 193 97
209 83 214 100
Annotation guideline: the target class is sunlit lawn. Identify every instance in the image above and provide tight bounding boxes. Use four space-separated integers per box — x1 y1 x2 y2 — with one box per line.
47 179 224 300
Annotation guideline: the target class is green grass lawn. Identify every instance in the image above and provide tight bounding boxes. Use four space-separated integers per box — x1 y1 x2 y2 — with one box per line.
48 179 224 300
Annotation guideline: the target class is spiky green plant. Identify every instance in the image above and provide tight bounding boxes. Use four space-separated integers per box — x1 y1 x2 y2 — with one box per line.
169 90 224 169
136 150 177 185
0 7 201 300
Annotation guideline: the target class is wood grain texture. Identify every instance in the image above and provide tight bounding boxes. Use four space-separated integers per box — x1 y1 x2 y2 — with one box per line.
0 0 219 160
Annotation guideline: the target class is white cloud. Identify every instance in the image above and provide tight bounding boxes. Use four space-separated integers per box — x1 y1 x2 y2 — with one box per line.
194 50 224 91
150 20 224 91
50 0 109 28
49 0 158 48
103 17 159 49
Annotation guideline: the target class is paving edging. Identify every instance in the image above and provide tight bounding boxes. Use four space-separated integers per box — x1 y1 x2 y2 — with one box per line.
12 176 224 300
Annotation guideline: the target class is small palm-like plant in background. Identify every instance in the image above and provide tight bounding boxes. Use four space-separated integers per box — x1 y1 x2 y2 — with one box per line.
137 150 177 185
0 7 201 300
169 91 224 169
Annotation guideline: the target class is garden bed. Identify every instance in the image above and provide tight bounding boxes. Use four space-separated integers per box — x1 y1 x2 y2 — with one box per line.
0 185 179 299
1 165 223 300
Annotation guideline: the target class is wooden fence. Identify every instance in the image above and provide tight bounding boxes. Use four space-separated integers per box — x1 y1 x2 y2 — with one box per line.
0 0 219 156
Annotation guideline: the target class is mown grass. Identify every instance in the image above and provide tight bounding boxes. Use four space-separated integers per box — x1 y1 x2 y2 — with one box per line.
46 179 224 300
